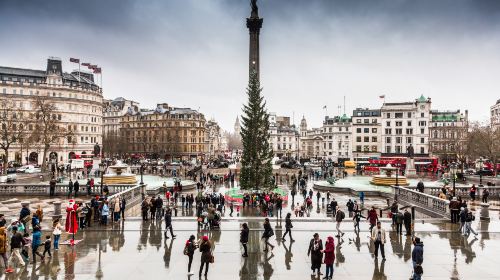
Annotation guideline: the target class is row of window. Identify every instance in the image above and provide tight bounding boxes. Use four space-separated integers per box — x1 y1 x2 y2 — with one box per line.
356 136 378 143
385 137 425 144
1 87 101 103
385 112 426 118
384 128 425 135
356 128 378 133
385 146 426 154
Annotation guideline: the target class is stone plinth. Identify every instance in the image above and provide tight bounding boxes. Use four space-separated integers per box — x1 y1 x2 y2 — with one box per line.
480 202 490 221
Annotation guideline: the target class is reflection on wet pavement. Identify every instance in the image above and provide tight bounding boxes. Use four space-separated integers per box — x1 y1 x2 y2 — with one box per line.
1 218 499 279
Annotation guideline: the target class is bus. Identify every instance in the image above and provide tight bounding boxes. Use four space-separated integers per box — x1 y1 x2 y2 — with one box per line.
414 157 439 173
71 153 95 168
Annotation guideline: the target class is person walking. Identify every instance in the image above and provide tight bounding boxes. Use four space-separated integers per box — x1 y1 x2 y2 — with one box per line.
262 218 275 251
282 213 295 242
403 209 412 236
6 226 25 273
67 179 74 198
120 197 127 221
395 211 404 235
31 226 44 263
113 197 121 223
469 184 476 201
164 208 176 239
482 188 489 203
184 235 197 276
353 209 365 232
101 201 109 226
464 209 478 236
449 197 460 223
459 207 467 234
307 233 323 277
240 223 249 257
322 236 335 280
52 218 64 251
411 237 424 280
335 207 345 237
329 198 338 217
199 235 213 278
367 207 378 232
42 235 52 258
49 177 56 197
371 221 386 260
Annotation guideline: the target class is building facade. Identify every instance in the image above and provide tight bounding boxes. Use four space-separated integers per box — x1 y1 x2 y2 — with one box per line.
491 99 500 131
0 57 103 165
429 110 468 162
299 117 323 159
322 114 353 162
381 95 431 157
102 97 139 157
268 113 299 158
352 108 382 158
205 120 223 158
120 103 207 160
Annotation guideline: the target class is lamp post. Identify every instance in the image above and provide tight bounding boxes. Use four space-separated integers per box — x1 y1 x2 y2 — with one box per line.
395 167 399 186
450 162 457 197
99 163 105 195
140 160 145 185
478 157 484 185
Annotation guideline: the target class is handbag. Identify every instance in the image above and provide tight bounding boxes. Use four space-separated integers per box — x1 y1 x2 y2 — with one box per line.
209 254 215 263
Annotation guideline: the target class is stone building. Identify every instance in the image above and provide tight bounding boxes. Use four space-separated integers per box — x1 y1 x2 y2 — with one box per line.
102 97 139 157
381 95 431 156
429 110 468 162
322 114 353 162
491 99 500 130
120 103 207 160
299 117 323 160
205 120 223 158
0 57 103 165
268 113 299 158
352 108 382 158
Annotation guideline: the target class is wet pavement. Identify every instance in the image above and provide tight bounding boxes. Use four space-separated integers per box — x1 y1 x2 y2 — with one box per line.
2 217 499 280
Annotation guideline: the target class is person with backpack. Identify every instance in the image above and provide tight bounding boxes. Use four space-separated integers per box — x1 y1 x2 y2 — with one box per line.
464 209 478 237
240 223 249 257
262 218 274 251
184 235 197 276
31 225 44 263
329 199 338 218
307 233 323 277
371 221 386 260
282 213 295 242
335 207 345 237
411 237 424 280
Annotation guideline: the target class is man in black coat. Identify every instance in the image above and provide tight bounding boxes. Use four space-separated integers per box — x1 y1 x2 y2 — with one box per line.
403 209 412 236
164 209 176 239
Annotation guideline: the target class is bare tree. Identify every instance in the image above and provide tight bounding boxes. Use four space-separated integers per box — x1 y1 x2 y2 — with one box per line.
0 100 31 173
466 122 500 174
31 96 73 172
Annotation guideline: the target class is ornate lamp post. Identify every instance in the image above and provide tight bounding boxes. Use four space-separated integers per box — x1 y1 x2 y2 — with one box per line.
450 162 458 197
395 167 399 186
140 159 145 185
478 157 484 185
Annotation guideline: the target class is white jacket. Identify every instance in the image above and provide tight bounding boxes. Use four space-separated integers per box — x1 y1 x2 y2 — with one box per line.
53 222 64 235
371 227 386 243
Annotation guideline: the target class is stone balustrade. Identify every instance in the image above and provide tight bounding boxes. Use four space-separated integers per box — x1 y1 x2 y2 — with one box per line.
394 186 450 218
407 185 500 199
0 183 138 196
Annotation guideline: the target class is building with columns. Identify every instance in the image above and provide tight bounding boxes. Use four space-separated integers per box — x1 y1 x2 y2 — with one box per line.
381 95 431 156
102 97 139 157
0 57 103 165
491 99 500 130
352 108 382 158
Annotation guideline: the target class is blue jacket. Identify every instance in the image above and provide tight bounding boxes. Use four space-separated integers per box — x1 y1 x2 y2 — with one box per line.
102 204 110 216
412 243 424 264
32 230 42 247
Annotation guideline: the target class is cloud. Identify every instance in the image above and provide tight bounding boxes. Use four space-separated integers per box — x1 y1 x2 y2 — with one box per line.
1 0 499 130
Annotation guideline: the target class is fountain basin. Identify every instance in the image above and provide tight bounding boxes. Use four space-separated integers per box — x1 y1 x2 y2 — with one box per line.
370 175 409 186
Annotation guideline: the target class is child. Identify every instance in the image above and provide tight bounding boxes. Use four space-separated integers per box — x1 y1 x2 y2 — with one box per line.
43 236 52 258
21 233 31 264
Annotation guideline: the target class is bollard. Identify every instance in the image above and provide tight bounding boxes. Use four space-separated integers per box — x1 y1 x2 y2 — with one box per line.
480 203 490 221
379 209 383 217
411 206 415 220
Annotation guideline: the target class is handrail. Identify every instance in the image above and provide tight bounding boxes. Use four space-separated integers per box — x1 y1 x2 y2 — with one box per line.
394 186 450 218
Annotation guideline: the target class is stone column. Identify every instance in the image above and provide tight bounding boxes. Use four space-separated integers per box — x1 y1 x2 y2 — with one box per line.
52 200 62 220
480 202 490 221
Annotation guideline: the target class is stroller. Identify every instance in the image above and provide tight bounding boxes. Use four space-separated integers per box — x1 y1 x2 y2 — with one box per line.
211 211 222 230
199 211 210 230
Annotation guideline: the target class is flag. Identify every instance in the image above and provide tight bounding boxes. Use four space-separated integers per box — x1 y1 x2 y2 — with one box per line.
88 64 98 70
379 95 385 99
323 105 327 109
93 67 102 74
81 63 90 67
69 58 80 63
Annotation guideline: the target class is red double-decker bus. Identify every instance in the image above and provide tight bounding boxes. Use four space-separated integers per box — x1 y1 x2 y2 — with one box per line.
71 153 95 168
363 156 438 173
414 157 439 173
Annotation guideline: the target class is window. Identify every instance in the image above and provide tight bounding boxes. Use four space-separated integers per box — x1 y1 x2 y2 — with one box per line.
420 128 425 134
364 119 369 124
407 112 412 118
396 137 402 144
372 128 377 133
356 136 361 142
364 128 369 133
2 88 5 94
419 121 427 126
372 137 377 142
356 119 361 123
364 137 369 142
386 113 391 118
372 119 377 124
407 137 412 144
395 113 403 118
386 121 391 127
396 129 402 135
385 128 392 134
396 146 402 153
396 121 402 127
386 137 391 143
356 145 362 152
420 147 425 154
372 145 377 152
386 146 392 153
421 113 425 117
406 128 413 134
420 137 424 144
356 128 361 133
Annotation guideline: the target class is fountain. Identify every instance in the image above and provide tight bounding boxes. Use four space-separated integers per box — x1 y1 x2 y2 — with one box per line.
103 161 138 185
370 164 409 186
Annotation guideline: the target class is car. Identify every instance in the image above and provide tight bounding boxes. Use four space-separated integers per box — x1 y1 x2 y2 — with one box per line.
0 174 17 183
6 167 17 174
16 165 34 173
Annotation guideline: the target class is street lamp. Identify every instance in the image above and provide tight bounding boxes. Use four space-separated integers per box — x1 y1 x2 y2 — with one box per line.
140 160 145 185
478 157 484 185
450 162 458 197
99 163 105 195
395 167 399 186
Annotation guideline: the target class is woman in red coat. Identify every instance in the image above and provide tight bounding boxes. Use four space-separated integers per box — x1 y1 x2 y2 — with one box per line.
323 236 335 280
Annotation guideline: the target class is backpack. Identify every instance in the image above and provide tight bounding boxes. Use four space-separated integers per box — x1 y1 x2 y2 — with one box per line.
339 210 345 220
183 242 190 255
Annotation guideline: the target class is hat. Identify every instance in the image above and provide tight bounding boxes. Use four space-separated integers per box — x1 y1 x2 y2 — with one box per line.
202 236 209 241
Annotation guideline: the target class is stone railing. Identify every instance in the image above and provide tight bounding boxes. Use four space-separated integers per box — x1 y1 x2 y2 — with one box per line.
407 185 500 199
0 183 138 196
108 184 146 213
394 186 450 218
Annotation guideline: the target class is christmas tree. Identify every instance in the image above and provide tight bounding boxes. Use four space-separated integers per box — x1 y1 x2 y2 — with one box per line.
239 70 274 190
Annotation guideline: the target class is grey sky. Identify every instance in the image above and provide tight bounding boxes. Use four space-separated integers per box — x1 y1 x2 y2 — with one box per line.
1 0 499 131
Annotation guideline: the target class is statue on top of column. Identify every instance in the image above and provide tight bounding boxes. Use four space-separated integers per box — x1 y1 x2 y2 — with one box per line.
251 0 259 18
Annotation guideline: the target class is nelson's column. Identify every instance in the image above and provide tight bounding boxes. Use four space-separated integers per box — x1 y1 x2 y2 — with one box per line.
247 0 263 80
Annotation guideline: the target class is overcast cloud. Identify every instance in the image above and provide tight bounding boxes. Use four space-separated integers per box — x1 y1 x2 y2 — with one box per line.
1 0 499 130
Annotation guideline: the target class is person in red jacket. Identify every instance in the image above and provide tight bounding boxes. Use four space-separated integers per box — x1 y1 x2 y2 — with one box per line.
322 236 335 280
367 206 379 232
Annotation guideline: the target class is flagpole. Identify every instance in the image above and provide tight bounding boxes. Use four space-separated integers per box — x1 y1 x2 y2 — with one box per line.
78 62 81 88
